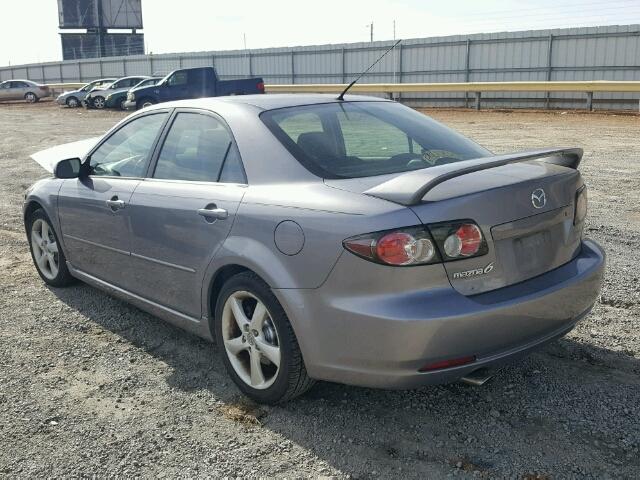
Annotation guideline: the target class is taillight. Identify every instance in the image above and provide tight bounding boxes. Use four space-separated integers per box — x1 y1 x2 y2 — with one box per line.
574 185 587 225
344 220 487 266
428 220 488 261
257 81 265 92
343 227 438 266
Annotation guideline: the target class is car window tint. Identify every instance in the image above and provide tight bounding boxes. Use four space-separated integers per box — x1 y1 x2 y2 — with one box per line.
218 144 247 183
262 102 490 179
277 112 323 143
338 110 410 159
154 113 236 182
89 113 167 178
168 72 188 86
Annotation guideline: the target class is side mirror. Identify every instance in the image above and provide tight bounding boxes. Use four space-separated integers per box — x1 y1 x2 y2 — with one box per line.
54 158 82 179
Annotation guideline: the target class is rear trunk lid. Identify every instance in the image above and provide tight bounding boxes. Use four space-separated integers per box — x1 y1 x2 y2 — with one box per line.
327 156 584 295
409 162 583 295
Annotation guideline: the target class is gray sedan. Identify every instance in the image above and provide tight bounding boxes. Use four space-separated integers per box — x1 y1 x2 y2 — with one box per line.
0 79 50 103
56 78 117 107
23 95 604 403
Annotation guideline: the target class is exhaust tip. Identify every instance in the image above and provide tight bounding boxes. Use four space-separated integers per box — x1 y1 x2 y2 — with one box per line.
460 367 498 386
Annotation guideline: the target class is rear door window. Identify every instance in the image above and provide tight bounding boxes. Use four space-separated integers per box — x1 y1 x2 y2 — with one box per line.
153 112 243 183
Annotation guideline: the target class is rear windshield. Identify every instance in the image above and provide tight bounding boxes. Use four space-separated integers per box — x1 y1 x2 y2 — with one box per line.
261 101 490 179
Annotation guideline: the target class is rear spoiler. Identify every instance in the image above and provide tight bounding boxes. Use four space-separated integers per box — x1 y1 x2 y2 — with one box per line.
364 147 583 206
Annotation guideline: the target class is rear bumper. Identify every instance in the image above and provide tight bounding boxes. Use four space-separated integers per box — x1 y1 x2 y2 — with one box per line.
276 239 605 389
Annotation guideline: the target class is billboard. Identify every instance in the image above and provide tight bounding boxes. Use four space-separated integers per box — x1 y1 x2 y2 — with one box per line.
61 33 144 60
58 0 143 29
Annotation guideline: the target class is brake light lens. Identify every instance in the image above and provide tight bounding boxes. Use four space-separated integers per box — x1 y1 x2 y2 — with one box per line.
257 81 265 92
344 220 488 266
574 185 587 225
443 224 483 257
428 220 488 261
343 227 438 266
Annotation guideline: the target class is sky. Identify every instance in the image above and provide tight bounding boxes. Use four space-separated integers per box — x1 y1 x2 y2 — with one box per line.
2 0 639 66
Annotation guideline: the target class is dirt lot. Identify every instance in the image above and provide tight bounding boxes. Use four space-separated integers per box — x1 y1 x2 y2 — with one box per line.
0 101 639 478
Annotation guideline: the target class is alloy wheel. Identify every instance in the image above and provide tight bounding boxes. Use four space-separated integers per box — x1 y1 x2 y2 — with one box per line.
221 291 281 389
30 219 59 280
93 96 105 109
25 93 37 103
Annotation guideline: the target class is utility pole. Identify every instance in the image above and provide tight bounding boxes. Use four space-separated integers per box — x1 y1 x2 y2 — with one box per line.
393 20 397 84
367 22 373 42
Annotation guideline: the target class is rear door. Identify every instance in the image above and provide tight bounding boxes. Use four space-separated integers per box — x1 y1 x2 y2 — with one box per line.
8 81 27 100
57 111 170 287
127 108 246 318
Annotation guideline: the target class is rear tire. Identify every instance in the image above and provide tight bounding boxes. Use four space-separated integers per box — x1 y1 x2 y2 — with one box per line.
93 96 106 109
66 96 79 108
137 97 155 109
24 92 37 103
214 272 315 404
26 209 75 287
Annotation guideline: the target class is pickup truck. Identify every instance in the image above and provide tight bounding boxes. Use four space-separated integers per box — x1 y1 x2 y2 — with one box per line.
124 66 265 110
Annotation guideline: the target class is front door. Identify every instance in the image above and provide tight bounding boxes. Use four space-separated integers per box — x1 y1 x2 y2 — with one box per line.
127 109 247 318
58 111 170 287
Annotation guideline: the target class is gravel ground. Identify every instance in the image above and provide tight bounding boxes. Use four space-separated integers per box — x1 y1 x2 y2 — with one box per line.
0 101 638 479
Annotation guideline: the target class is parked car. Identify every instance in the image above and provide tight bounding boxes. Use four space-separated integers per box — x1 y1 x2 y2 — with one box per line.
84 76 149 109
104 77 162 110
55 78 117 108
24 95 604 404
125 67 264 110
0 80 50 103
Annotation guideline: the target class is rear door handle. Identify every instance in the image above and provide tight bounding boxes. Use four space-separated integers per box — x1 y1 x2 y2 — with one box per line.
197 207 228 220
106 198 126 211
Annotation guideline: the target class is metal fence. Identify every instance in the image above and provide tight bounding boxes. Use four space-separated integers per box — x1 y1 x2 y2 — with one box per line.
2 24 640 110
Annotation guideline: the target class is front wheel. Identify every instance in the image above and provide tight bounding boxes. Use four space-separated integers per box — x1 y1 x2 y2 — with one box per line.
24 92 37 103
27 209 75 287
136 98 155 109
66 96 79 108
214 272 314 404
92 96 106 109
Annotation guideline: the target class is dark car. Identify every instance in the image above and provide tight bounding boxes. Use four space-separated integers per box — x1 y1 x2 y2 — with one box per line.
105 77 162 110
125 67 264 110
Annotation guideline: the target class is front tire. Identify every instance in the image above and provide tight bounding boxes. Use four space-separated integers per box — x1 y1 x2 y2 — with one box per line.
66 96 79 108
214 272 314 404
136 97 155 109
24 92 37 103
27 209 75 287
92 96 106 109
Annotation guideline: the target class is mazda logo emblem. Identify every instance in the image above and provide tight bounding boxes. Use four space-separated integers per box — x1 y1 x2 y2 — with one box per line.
531 188 546 209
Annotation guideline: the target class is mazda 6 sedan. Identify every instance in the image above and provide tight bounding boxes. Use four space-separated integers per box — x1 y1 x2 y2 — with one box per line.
23 94 605 403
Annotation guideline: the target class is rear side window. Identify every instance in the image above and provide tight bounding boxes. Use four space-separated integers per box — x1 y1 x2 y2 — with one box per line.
261 102 490 179
153 112 244 183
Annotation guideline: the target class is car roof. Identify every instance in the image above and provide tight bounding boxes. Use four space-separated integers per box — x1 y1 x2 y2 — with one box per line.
3 79 36 84
155 94 391 112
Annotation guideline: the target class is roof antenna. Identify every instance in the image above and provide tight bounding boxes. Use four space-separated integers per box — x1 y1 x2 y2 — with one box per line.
337 39 401 101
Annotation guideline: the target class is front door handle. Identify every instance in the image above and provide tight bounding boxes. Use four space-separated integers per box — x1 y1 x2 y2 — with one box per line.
197 207 228 220
106 197 126 211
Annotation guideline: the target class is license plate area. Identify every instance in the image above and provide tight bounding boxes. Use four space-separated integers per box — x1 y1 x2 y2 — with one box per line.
513 230 553 273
